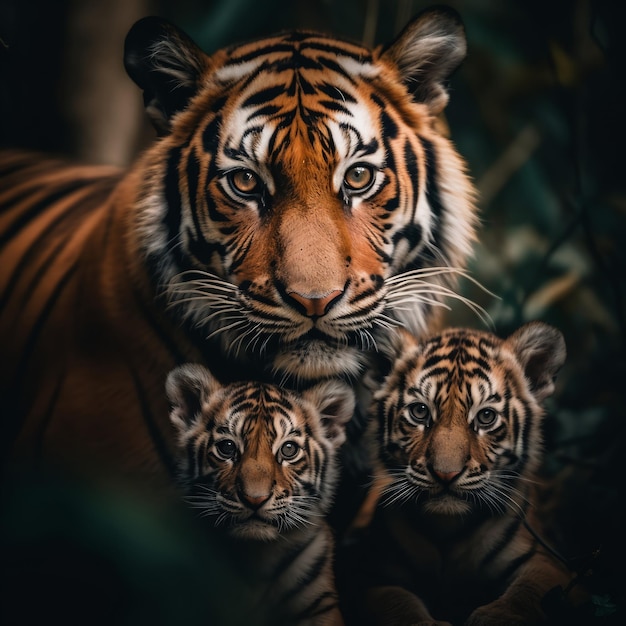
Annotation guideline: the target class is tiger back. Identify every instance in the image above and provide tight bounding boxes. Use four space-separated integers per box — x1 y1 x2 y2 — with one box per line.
165 364 355 625
340 323 582 625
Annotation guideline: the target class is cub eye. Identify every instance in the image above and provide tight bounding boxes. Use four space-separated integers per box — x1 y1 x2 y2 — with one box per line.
280 441 300 460
407 402 431 425
343 164 374 192
215 439 237 459
476 408 498 428
228 169 263 197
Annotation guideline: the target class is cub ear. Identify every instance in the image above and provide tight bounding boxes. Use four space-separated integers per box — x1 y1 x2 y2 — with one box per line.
165 364 222 435
377 327 419 361
302 380 356 448
124 16 210 134
381 6 466 113
505 322 567 402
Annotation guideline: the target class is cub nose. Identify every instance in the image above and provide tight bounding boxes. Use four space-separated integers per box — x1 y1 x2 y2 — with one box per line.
286 289 343 317
240 491 271 510
431 468 461 483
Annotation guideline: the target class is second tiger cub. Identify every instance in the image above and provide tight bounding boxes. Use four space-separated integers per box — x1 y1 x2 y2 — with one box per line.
342 322 582 625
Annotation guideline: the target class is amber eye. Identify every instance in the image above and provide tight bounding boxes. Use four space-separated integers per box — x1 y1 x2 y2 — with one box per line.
228 169 263 196
476 408 498 428
343 164 374 192
280 441 299 460
407 402 431 425
215 439 237 459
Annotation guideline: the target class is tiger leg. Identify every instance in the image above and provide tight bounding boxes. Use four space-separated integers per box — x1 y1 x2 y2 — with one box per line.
465 553 582 626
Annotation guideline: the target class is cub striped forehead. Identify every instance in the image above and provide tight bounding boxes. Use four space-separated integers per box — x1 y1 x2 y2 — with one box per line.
379 323 567 407
165 364 355 443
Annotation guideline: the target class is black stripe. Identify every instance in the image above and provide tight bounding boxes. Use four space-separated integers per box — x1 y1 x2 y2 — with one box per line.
0 180 101 247
272 532 317 579
3 260 80 459
185 148 200 215
319 99 352 115
0 198 86 314
319 82 356 103
280 547 328 605
500 544 537 583
303 40 370 63
128 364 178 480
201 115 221 154
292 591 339 621
404 139 418 222
11 259 78 390
163 147 184 266
479 515 524 568
380 108 398 140
242 85 286 108
229 41 296 64
316 56 358 83
246 104 282 121
419 136 444 261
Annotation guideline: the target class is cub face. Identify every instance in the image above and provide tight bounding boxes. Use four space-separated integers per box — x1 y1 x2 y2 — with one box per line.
371 322 566 516
166 365 354 540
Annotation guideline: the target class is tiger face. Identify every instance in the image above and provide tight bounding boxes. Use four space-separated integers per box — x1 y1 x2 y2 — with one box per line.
371 322 566 516
166 365 354 541
124 7 477 383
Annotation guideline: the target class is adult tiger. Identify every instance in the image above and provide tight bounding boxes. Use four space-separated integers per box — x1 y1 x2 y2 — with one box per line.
0 7 477 490
339 324 584 625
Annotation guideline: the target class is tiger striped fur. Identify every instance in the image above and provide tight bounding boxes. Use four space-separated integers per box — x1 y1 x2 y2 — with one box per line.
341 323 580 625
166 365 355 625
0 8 476 488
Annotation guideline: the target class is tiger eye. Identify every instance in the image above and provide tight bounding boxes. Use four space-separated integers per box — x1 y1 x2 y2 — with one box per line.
344 165 373 191
280 441 299 460
215 439 237 459
476 408 498 427
407 402 431 425
229 169 262 195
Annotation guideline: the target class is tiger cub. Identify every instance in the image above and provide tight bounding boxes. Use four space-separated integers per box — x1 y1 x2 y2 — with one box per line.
165 364 355 626
343 322 580 625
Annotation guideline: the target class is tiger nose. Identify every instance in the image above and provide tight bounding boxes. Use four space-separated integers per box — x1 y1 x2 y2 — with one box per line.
286 289 343 317
240 491 271 510
432 468 461 483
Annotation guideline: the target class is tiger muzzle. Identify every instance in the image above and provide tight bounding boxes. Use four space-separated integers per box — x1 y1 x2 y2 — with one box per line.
285 288 344 318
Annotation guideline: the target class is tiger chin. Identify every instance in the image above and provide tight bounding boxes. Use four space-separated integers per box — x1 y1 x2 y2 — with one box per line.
165 364 354 624
341 322 585 626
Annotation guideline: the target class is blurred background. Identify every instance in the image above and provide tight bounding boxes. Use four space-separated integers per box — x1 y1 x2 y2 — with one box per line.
1 0 624 623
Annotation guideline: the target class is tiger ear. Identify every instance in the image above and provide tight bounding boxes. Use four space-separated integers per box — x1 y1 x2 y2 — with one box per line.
382 6 466 114
302 380 356 448
376 327 420 366
165 364 222 435
124 16 210 134
505 322 567 402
